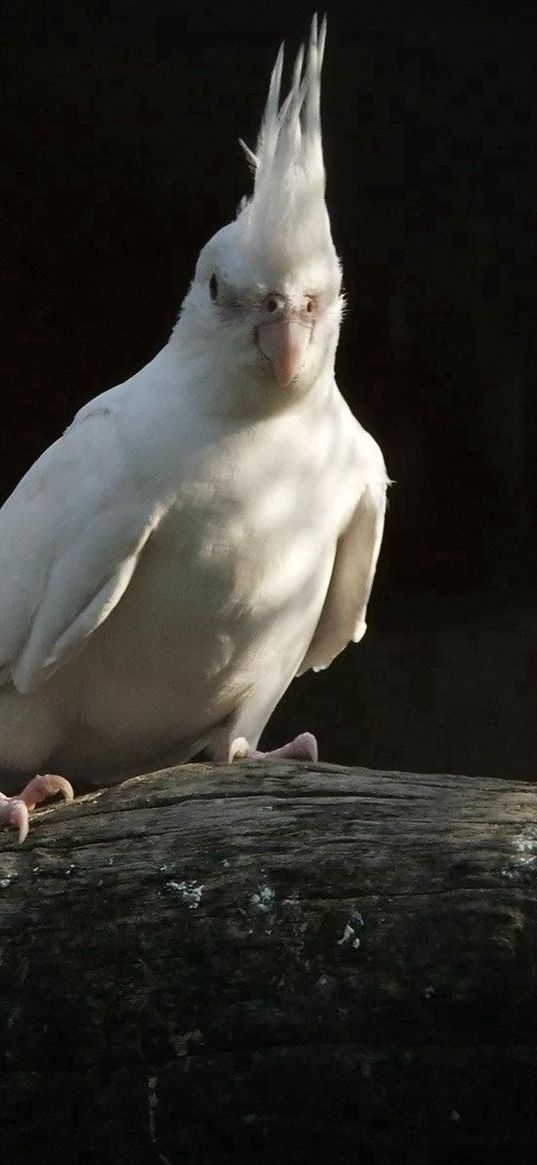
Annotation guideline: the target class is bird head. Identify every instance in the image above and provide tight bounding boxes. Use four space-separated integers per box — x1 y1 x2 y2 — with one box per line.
178 16 343 407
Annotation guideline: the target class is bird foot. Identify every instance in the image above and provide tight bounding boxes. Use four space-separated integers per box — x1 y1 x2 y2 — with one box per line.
230 732 318 763
0 774 74 843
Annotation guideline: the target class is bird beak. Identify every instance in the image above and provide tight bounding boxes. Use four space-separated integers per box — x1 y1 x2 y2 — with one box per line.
257 317 312 388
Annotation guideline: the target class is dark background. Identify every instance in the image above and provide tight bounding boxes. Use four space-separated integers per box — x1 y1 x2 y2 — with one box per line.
2 0 536 778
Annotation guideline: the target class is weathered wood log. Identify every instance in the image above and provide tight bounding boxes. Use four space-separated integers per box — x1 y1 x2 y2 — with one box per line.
1 761 536 1164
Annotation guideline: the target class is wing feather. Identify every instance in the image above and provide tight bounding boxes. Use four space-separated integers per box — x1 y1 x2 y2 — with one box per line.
0 406 168 694
299 443 387 675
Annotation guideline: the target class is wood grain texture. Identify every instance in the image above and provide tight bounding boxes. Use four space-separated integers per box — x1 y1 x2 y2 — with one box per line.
0 761 536 1164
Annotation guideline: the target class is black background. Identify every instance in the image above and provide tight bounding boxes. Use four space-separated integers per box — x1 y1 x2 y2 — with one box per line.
2 0 536 778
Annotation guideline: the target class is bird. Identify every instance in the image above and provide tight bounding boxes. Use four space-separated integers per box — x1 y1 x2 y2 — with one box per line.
0 16 388 841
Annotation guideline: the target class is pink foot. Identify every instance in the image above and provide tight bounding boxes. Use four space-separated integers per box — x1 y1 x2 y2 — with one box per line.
230 732 318 763
0 774 74 843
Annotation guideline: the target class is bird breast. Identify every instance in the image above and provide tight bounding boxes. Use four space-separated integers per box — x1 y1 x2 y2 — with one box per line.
74 402 360 749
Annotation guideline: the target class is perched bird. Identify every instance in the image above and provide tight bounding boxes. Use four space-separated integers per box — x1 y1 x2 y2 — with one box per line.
0 17 388 841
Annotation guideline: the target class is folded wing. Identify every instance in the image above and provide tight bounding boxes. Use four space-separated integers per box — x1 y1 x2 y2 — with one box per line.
299 439 387 674
0 406 168 694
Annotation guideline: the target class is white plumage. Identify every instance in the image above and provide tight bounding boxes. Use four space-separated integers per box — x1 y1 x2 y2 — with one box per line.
0 18 388 838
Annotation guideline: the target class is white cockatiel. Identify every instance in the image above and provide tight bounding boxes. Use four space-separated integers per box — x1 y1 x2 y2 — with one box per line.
0 17 388 840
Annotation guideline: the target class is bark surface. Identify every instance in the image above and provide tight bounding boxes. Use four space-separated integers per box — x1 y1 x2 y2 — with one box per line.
0 761 536 1164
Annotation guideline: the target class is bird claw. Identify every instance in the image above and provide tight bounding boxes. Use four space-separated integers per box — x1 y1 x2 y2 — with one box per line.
18 773 74 811
230 731 318 763
0 797 30 844
0 773 74 843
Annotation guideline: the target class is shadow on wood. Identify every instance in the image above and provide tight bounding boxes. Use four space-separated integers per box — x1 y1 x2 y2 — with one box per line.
0 761 536 1164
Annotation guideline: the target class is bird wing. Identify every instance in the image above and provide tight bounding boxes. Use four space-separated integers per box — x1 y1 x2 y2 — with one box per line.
298 438 387 675
0 403 169 695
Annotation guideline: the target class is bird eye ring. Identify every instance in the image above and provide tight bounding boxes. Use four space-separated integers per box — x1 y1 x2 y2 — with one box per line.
209 274 218 301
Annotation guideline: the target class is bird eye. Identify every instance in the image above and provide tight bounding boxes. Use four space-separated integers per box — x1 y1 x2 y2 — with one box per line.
266 297 278 313
209 274 218 301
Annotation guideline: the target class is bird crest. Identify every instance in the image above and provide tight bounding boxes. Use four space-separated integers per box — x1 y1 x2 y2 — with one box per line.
237 16 339 281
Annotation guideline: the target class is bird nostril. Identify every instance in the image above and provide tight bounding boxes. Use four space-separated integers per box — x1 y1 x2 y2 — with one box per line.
266 297 278 313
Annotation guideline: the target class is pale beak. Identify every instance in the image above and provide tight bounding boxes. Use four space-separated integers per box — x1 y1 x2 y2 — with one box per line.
258 317 312 388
